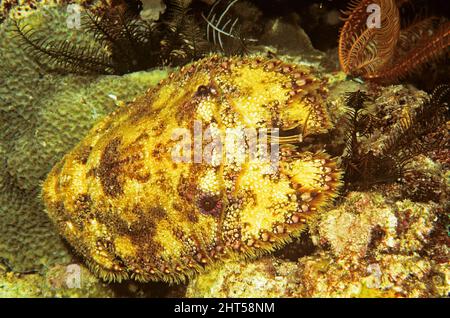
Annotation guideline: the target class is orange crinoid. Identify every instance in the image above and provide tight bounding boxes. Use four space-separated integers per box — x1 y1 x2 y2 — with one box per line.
339 0 450 83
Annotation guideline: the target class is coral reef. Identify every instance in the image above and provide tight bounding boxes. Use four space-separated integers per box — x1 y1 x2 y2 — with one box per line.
314 192 442 260
186 256 303 297
0 262 115 297
11 0 257 75
0 182 71 274
258 18 326 66
187 192 449 298
0 0 140 20
0 1 448 298
325 82 449 191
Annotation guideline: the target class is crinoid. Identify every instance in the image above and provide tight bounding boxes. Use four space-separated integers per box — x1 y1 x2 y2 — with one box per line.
379 84 450 172
341 90 378 187
201 0 255 55
11 0 210 75
339 0 450 84
342 85 449 189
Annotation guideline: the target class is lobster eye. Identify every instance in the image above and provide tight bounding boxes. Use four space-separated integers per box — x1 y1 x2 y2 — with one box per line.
195 85 217 97
197 193 222 216
196 85 209 96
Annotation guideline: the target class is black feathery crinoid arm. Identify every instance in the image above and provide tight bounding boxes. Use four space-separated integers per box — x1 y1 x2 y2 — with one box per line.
156 0 211 65
344 89 368 112
379 84 450 170
11 18 114 75
341 90 377 188
83 8 163 74
342 85 449 190
159 0 186 23
11 2 216 75
178 14 211 61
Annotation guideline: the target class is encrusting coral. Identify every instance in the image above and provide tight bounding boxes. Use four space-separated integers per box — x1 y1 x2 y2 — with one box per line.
187 191 449 298
0 262 115 297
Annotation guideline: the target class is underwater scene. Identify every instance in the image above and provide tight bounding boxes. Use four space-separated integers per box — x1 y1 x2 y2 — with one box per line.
0 0 449 299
